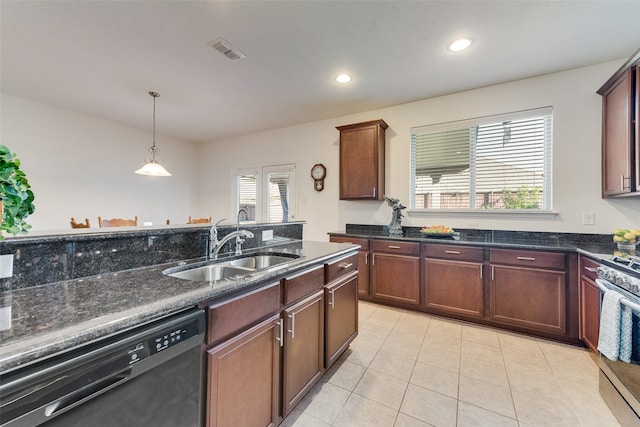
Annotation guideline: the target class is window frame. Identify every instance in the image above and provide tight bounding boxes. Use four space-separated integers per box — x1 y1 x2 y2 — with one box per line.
409 107 553 214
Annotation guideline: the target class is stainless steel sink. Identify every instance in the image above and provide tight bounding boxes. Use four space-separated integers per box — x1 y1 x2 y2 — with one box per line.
164 253 301 282
228 255 296 269
167 265 254 282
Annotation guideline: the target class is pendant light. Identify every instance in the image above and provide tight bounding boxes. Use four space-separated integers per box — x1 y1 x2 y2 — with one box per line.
135 91 172 176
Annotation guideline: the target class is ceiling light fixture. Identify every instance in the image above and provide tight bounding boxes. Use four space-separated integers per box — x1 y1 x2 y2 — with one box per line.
135 91 172 177
336 74 352 83
448 38 472 52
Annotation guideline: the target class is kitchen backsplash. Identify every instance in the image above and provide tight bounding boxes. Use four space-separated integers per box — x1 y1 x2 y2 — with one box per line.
0 222 304 291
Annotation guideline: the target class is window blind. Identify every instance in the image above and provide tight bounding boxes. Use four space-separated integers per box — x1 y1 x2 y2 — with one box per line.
410 107 552 210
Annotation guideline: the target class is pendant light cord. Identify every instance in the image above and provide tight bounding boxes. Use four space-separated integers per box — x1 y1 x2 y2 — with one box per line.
149 91 159 161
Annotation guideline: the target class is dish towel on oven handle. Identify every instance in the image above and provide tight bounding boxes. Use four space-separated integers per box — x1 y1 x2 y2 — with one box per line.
619 304 634 363
598 289 626 361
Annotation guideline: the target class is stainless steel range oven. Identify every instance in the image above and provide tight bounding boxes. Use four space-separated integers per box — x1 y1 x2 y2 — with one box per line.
596 256 640 427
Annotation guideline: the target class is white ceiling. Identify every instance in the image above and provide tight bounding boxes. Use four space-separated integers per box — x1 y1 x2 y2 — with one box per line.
2 1 640 143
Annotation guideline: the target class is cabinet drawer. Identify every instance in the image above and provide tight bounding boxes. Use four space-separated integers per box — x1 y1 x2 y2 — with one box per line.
490 249 566 270
424 244 484 262
282 265 325 305
372 239 420 256
329 236 370 251
579 256 599 281
207 281 280 345
325 253 358 284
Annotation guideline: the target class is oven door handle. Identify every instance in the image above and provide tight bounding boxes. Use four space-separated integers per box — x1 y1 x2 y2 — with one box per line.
596 279 640 313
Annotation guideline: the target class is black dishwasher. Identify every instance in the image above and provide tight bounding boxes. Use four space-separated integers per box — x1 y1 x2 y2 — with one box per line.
0 308 206 427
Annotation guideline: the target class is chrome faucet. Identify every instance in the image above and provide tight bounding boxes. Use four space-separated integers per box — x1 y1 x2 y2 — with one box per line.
210 228 254 259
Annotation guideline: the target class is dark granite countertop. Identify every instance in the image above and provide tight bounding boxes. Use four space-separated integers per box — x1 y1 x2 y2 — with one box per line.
329 225 634 264
0 240 358 373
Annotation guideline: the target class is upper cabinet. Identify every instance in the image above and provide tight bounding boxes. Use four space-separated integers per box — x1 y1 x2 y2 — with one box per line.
336 119 388 200
598 48 640 197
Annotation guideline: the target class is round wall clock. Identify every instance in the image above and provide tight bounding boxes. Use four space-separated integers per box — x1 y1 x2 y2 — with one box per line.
311 163 326 191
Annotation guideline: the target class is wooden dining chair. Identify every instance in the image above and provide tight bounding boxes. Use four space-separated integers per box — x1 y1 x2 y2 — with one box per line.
98 216 138 227
70 217 91 228
187 216 211 224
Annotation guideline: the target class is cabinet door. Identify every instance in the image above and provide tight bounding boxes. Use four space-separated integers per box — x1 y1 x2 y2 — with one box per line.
371 253 420 305
338 120 387 200
325 271 359 367
424 258 484 318
489 264 567 335
207 315 280 427
579 256 601 353
282 290 325 416
602 68 634 196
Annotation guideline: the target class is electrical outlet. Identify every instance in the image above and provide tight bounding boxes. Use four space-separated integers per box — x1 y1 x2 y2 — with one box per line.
582 212 595 225
262 229 274 241
0 254 14 279
468 222 478 229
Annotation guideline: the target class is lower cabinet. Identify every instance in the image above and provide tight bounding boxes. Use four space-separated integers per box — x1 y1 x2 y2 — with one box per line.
281 290 325 417
203 252 359 427
489 249 567 335
579 255 601 353
371 240 420 306
325 269 359 367
424 244 484 318
207 315 281 427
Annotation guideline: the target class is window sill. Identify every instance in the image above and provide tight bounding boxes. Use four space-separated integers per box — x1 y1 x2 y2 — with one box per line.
407 209 559 219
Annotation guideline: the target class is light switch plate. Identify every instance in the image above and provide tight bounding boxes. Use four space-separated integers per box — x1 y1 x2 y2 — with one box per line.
262 230 274 241
0 254 14 278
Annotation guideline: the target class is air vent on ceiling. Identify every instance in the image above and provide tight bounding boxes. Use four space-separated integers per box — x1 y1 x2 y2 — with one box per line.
208 37 246 61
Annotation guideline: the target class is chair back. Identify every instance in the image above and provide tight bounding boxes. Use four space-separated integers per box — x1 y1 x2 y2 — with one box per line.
187 216 211 224
70 217 91 228
98 216 138 227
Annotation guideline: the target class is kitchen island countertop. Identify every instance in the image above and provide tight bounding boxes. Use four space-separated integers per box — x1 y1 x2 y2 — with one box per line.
0 240 358 373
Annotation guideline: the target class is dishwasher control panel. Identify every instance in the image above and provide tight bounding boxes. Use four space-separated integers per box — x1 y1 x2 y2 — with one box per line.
150 316 201 354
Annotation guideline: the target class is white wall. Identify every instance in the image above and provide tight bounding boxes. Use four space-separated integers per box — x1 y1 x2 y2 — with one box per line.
199 59 640 241
1 94 200 232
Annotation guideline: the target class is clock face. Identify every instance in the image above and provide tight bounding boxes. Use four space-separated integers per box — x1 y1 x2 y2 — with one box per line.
311 164 326 180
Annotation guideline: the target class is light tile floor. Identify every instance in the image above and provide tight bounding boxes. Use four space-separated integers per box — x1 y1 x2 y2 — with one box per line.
282 301 622 427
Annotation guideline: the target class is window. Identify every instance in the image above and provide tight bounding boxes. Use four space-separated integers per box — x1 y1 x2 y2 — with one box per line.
233 164 296 222
410 107 552 211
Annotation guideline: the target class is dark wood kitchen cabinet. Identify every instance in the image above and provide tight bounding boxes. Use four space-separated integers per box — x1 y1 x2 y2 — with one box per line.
371 240 420 306
489 249 567 335
329 235 370 296
579 255 601 353
281 267 325 417
207 315 281 427
337 119 388 200
205 282 281 427
598 48 640 197
281 290 325 417
424 244 485 318
324 253 359 367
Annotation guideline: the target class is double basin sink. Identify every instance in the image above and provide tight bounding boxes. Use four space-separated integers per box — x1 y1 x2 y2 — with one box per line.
163 254 301 282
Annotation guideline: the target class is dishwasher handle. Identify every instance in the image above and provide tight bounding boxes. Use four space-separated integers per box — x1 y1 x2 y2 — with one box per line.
44 370 131 418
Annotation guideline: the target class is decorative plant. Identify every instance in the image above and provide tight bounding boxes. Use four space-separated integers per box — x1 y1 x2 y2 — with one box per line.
0 145 35 239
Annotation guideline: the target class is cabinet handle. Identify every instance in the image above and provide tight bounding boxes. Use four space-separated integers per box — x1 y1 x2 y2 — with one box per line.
288 313 295 339
328 289 335 309
516 256 536 261
373 187 376 198
444 250 460 255
372 254 375 266
388 245 401 249
276 320 284 347
340 263 353 269
621 175 631 191
584 267 598 272
365 253 369 265
480 266 483 280
491 265 494 281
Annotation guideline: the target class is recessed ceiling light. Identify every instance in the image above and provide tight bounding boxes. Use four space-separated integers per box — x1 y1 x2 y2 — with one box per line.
448 38 472 52
336 74 352 83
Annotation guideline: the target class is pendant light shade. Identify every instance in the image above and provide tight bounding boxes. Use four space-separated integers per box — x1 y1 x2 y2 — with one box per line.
135 91 171 177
